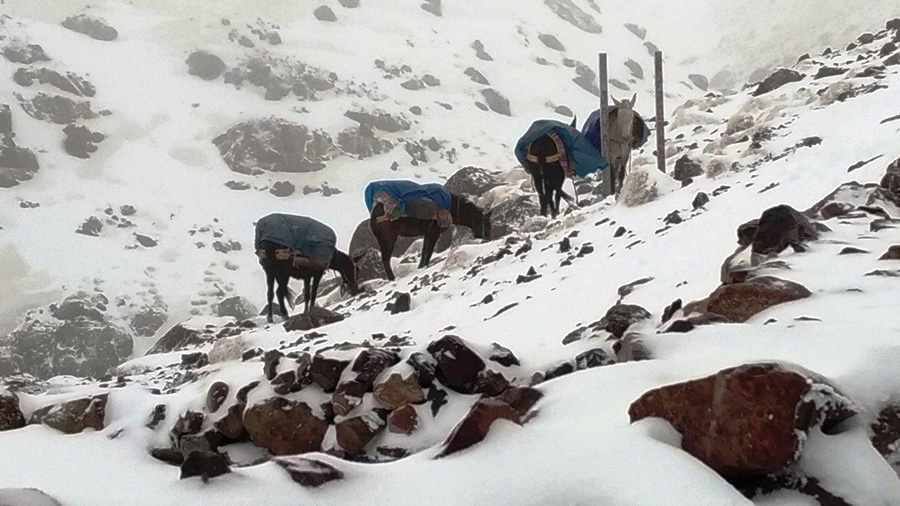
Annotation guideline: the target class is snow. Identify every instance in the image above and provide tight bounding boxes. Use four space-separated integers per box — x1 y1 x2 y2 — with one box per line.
2 1 900 505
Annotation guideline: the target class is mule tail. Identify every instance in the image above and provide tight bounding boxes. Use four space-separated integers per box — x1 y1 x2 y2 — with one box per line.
285 286 297 310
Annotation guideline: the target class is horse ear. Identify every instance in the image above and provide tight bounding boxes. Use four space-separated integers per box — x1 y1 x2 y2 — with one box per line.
630 93 637 107
569 114 577 129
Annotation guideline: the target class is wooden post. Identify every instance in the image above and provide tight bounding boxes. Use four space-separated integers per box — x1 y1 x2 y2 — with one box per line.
598 53 612 196
654 51 666 173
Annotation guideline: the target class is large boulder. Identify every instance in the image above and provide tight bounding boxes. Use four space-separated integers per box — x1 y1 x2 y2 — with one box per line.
216 296 257 320
31 394 108 434
629 363 856 479
213 118 336 175
0 388 26 431
882 158 900 201
426 335 486 394
673 155 703 182
61 15 118 41
487 194 540 239
310 354 351 393
17 92 97 125
705 276 811 323
444 166 504 199
751 205 819 256
282 306 345 332
600 304 651 338
180 451 231 481
2 43 51 64
243 397 328 455
872 403 900 467
335 412 385 455
6 317 133 379
146 323 204 355
186 51 226 80
0 133 40 188
374 373 425 410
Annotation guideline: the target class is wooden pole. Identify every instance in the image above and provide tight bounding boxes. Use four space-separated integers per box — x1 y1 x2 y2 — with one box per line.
598 53 612 196
654 51 666 173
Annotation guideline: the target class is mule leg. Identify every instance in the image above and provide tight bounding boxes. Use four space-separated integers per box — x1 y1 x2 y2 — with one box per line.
310 273 322 309
275 273 291 319
532 172 549 217
302 277 311 313
374 227 397 281
545 177 560 218
265 266 275 324
420 222 441 268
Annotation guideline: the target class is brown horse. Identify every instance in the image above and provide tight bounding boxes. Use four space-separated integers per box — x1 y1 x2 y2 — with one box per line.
371 194 491 281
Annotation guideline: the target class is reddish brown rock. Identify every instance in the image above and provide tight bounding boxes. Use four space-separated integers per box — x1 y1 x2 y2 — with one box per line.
31 394 108 434
600 304 651 338
272 370 298 395
426 335 486 393
879 245 900 260
180 450 231 481
213 403 247 441
263 349 283 381
374 373 425 410
474 369 510 396
243 398 328 455
706 276 812 323
332 379 366 417
206 381 229 413
350 348 400 387
881 157 900 199
170 410 204 443
275 456 344 487
818 201 855 220
437 399 519 457
0 389 26 431
496 387 543 419
310 354 351 393
336 412 385 455
628 363 857 478
388 405 419 435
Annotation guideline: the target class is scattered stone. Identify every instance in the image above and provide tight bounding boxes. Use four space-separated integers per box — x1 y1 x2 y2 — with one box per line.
673 155 703 182
543 0 602 34
538 34 566 51
270 180 295 197
575 348 613 370
275 457 343 487
0 389 26 431
3 43 50 64
752 205 819 255
310 355 351 393
130 305 168 337
388 405 419 435
880 245 900 260
488 343 520 367
17 92 96 125
283 306 345 332
471 40 493 61
336 412 385 454
480 89 511 116
375 373 425 410
390 292 411 314
147 323 204 355
421 0 442 16
62 124 104 159
14 68 96 97
213 118 335 175
601 304 651 338
464 67 489 85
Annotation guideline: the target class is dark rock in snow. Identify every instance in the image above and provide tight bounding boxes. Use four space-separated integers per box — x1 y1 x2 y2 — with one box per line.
313 6 338 22
31 394 108 434
243 397 328 455
752 68 804 96
879 245 900 260
310 354 351 393
186 51 226 80
63 124 104 159
673 155 703 182
421 0 442 16
601 304 651 338
692 191 710 210
275 457 343 487
575 348 613 370
538 34 566 51
488 342 520 367
374 373 425 410
146 323 204 355
629 363 857 479
61 15 119 41
471 40 493 61
480 89 511 116
17 93 97 125
2 43 51 64
213 118 335 175
543 0 602 33
270 180 295 197
427 335 486 394
180 451 231 481
130 305 168 337
14 68 96 97
464 67 490 85
0 389 26 431
283 307 345 332
75 216 103 236
706 276 812 323
751 205 819 256
336 412 385 454
444 166 503 199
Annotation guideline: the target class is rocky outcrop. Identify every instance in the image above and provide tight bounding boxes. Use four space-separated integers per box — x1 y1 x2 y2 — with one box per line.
4 310 133 379
751 205 819 256
444 166 503 199
600 304 651 338
16 92 97 124
146 323 205 355
0 131 40 188
61 15 119 41
673 155 703 182
216 296 257 320
31 394 108 434
283 307 345 332
752 68 804 96
63 124 105 159
14 68 96 97
0 388 26 431
629 363 856 479
882 158 900 201
213 118 336 175
2 43 51 64
180 451 231 481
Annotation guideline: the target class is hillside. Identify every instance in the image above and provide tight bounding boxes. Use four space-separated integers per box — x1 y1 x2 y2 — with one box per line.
1 2 900 506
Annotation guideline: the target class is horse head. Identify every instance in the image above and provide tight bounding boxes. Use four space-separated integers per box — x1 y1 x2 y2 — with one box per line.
451 194 492 240
331 250 362 296
612 94 637 144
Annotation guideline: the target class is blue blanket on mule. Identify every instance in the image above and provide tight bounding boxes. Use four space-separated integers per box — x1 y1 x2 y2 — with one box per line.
515 120 608 178
581 107 652 152
364 180 452 213
254 213 337 266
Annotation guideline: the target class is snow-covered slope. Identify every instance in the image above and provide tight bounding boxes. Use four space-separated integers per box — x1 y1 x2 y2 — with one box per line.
2 2 900 506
